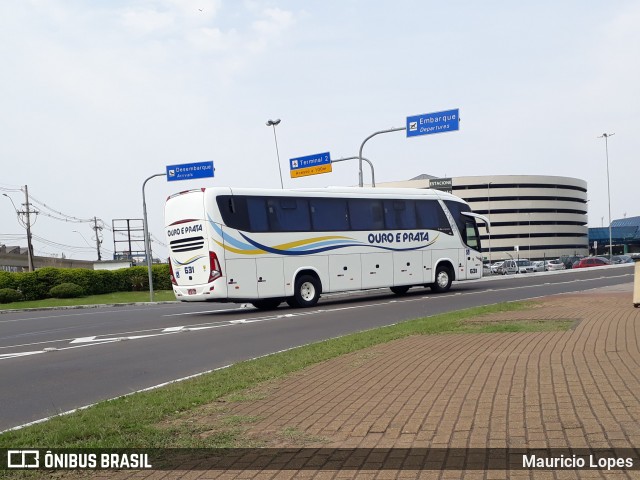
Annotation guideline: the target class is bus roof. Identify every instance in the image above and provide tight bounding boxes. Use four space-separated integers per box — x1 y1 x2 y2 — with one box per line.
185 186 465 203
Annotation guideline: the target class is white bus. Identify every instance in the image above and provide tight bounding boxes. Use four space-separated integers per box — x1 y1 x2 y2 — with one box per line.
164 187 489 310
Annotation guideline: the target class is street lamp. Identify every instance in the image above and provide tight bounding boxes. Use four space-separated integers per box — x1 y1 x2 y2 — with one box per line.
528 213 532 258
598 132 615 260
266 119 284 189
487 182 492 264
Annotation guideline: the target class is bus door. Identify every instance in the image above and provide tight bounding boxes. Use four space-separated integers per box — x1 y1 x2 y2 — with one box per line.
460 212 489 280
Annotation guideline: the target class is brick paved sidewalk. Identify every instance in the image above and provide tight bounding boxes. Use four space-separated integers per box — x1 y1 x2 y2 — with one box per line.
95 285 640 479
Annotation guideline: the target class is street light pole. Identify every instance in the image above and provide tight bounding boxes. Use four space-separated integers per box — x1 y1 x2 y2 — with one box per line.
598 132 615 260
142 173 167 302
487 182 492 264
528 213 532 258
266 119 284 189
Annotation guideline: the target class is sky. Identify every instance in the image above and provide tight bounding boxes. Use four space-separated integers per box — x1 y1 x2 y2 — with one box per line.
1 0 638 262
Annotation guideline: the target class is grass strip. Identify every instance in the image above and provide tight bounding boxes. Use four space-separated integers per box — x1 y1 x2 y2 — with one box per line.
0 291 176 311
0 300 570 449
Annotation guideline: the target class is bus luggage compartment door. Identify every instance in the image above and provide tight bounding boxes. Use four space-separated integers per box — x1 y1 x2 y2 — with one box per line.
361 252 393 289
225 259 258 299
329 254 362 292
256 257 285 298
392 251 422 286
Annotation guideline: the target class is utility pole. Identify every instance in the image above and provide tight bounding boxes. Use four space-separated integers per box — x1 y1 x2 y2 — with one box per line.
3 186 38 270
92 216 103 261
23 185 36 272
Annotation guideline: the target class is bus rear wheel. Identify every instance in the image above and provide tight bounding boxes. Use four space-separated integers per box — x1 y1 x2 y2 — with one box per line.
290 274 321 308
251 298 282 310
390 286 410 295
431 265 452 293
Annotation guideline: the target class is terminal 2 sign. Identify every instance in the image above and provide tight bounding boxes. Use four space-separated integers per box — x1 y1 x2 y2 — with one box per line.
289 152 332 178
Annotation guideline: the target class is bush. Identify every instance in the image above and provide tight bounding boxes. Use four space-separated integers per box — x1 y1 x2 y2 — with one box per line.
15 272 49 300
152 264 171 290
0 271 17 290
0 288 23 304
49 283 85 299
34 267 62 294
0 265 172 300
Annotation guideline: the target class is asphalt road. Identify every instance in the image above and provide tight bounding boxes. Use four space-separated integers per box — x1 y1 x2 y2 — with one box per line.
0 265 634 432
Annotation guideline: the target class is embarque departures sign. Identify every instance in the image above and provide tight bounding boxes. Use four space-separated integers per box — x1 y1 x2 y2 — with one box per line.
289 152 332 178
406 108 459 138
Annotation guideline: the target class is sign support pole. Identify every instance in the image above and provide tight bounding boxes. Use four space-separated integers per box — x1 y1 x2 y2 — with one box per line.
142 173 167 302
332 156 376 187
358 127 406 187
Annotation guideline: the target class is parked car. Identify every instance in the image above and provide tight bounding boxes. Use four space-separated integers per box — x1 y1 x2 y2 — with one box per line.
490 261 504 274
483 262 492 276
560 255 585 269
573 257 611 269
498 259 534 275
531 261 545 272
545 259 566 271
610 255 633 264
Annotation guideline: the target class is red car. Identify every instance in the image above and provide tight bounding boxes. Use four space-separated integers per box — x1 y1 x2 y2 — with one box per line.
572 257 611 269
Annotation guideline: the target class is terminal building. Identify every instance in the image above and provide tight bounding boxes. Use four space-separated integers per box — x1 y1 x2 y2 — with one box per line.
378 174 589 262
589 216 640 256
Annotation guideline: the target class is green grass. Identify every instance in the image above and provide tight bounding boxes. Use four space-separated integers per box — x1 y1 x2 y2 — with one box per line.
0 301 572 451
0 290 176 310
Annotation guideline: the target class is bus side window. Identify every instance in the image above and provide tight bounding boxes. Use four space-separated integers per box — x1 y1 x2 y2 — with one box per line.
310 198 349 231
216 195 251 231
384 200 417 230
246 197 269 232
416 200 452 234
267 197 311 232
348 199 384 230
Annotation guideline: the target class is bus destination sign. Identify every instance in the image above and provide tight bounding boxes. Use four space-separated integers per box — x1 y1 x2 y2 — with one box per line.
289 152 332 178
166 161 214 182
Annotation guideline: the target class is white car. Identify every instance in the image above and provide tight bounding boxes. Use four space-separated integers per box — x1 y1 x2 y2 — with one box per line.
546 259 566 271
531 261 545 272
490 261 504 274
498 259 534 275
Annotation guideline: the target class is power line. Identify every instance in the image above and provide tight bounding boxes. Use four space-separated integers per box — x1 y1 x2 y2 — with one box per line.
28 193 94 223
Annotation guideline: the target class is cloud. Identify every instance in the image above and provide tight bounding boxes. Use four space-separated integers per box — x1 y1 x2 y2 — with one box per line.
252 7 295 36
120 8 175 34
118 0 223 39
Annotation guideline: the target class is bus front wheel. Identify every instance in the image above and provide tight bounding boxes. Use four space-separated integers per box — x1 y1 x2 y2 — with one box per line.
431 266 452 293
291 274 321 308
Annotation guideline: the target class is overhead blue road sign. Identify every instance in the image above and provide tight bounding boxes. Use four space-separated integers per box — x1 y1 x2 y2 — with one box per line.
406 109 459 138
166 161 214 182
290 152 332 178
